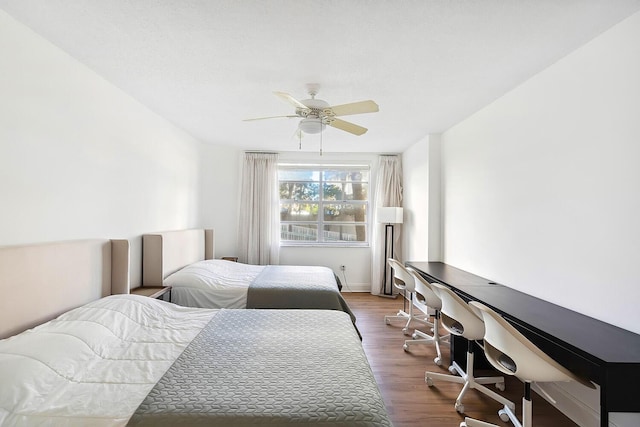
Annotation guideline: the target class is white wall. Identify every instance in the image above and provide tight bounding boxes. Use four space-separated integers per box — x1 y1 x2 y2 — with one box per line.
198 143 243 259
441 10 640 334
402 136 429 261
437 10 640 427
0 9 377 291
402 134 442 263
279 246 371 292
0 10 242 285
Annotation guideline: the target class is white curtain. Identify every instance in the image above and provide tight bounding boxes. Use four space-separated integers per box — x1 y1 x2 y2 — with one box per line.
238 152 280 265
371 155 403 295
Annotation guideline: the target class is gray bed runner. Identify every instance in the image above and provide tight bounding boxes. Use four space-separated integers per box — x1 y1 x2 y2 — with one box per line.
128 309 392 426
246 265 356 324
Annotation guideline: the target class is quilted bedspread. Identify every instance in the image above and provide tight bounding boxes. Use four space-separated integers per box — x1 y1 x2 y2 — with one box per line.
246 265 356 324
128 309 392 426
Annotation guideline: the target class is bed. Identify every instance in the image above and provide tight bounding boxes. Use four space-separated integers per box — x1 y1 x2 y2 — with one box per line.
0 239 391 426
142 229 355 321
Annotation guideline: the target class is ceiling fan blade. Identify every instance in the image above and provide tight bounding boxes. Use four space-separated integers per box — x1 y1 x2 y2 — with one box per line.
243 115 298 121
328 118 368 136
326 100 379 116
273 91 309 110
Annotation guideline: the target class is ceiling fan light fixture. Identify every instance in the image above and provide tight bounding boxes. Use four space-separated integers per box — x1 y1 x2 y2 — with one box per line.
298 118 325 134
244 88 377 138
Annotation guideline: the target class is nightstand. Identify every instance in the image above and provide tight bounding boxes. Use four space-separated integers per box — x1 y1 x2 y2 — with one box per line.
221 256 238 262
130 285 172 301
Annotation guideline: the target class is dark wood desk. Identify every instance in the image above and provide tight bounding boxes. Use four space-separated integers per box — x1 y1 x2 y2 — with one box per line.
406 261 640 427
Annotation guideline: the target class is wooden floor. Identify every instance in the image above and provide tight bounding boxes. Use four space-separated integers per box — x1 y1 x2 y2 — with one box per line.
342 292 579 427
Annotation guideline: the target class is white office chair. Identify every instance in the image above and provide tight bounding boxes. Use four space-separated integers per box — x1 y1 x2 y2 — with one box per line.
463 301 596 427
384 259 432 335
425 282 514 421
403 268 449 365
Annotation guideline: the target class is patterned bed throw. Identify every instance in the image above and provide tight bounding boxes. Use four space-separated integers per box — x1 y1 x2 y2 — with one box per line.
246 265 356 324
128 309 392 426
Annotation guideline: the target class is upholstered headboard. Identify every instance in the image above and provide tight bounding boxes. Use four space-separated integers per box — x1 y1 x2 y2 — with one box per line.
142 229 214 286
0 238 130 339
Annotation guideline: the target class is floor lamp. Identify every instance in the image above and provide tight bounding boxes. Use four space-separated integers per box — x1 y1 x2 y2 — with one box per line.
377 207 403 296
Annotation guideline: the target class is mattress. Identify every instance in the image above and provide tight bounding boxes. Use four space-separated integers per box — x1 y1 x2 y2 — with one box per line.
0 295 390 426
0 294 215 426
164 260 352 319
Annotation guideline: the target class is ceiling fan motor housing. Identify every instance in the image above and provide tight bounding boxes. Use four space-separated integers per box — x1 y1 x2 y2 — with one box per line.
297 98 330 116
297 98 332 133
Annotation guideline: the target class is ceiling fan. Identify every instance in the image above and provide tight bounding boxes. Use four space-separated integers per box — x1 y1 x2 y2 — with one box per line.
243 86 379 136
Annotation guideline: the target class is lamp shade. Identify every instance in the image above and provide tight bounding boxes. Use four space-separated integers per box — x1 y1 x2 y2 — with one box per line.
377 207 403 224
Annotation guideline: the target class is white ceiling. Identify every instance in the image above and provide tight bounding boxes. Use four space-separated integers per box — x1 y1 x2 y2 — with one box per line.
2 0 640 153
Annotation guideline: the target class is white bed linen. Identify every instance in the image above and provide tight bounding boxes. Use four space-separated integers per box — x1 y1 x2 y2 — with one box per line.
162 259 338 309
0 294 216 427
163 259 264 308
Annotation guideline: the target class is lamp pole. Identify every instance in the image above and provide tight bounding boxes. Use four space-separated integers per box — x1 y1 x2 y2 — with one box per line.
382 222 395 295
377 207 403 297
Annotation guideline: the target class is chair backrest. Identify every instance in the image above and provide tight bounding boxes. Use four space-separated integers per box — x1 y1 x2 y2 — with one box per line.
430 282 485 340
387 259 415 293
469 301 595 388
407 268 442 312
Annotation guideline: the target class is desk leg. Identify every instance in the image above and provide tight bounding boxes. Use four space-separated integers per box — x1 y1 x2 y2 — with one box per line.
451 335 467 366
600 389 608 427
598 365 640 427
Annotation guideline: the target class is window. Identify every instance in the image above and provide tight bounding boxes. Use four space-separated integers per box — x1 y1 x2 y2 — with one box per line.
279 164 370 246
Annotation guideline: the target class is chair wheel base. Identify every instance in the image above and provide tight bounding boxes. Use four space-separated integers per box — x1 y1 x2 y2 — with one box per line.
455 402 465 414
434 356 442 366
495 381 505 391
498 409 510 422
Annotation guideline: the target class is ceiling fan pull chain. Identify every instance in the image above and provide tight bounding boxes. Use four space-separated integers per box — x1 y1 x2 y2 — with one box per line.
320 122 323 156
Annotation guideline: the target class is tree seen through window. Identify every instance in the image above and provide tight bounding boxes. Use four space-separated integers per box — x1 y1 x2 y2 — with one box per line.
279 166 369 245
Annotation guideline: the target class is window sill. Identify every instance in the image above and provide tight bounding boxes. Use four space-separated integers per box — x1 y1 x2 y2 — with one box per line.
280 243 370 248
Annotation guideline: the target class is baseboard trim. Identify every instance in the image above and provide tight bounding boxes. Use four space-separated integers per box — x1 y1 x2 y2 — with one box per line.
339 283 371 293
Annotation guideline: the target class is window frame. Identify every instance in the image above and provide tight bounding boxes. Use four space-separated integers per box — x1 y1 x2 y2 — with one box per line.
278 163 370 247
